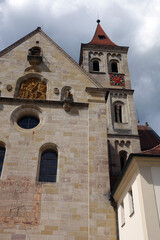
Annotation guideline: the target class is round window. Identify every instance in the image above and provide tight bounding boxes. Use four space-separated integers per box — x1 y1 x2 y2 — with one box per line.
17 116 40 129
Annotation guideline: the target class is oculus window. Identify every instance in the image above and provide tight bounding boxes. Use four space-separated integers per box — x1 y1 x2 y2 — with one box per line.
17 116 40 129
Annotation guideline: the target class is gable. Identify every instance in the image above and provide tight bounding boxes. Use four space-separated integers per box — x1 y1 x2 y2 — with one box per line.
0 28 101 103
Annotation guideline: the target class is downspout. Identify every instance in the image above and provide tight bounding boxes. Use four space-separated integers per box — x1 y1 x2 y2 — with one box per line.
109 195 119 240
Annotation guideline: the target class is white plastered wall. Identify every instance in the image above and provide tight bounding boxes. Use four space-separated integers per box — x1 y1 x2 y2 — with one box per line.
117 172 145 240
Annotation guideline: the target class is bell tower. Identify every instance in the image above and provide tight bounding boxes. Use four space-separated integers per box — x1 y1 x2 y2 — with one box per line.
80 20 140 186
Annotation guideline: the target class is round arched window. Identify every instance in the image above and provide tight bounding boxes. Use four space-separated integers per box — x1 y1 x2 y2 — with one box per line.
93 60 100 71
39 149 58 182
17 116 40 129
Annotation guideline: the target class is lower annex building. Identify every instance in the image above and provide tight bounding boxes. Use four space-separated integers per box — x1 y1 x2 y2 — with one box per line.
0 20 159 240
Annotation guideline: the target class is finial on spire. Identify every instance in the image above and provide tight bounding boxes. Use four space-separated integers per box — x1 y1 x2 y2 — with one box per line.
97 19 100 24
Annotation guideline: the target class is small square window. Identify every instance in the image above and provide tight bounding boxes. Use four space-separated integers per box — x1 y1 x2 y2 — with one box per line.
98 35 106 40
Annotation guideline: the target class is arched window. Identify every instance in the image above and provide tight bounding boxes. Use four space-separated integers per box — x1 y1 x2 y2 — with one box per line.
111 62 118 72
93 60 100 71
0 145 5 177
114 104 122 123
119 150 127 170
38 149 58 182
110 61 118 73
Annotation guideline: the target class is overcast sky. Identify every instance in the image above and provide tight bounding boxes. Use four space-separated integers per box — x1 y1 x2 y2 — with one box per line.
0 0 160 135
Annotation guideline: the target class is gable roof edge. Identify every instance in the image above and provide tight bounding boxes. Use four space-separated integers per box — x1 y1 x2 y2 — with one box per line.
39 30 102 88
0 27 102 88
0 27 41 57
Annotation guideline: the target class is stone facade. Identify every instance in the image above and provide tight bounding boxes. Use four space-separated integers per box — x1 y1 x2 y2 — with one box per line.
0 25 140 240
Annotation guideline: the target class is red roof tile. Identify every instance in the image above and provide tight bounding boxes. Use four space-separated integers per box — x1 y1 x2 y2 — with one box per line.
138 124 160 151
88 20 117 46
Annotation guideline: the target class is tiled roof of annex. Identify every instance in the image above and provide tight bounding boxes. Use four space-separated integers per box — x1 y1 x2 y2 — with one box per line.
87 19 117 46
140 144 160 155
138 124 160 151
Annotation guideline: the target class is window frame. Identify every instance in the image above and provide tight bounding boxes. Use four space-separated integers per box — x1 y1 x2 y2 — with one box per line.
113 101 124 124
90 58 101 72
92 59 100 72
109 60 119 73
128 188 134 216
38 148 58 183
0 144 6 177
120 201 125 227
17 115 40 129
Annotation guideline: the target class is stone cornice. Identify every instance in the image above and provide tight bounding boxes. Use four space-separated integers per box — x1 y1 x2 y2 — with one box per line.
81 43 128 52
86 87 134 101
86 87 134 93
107 133 139 138
0 97 89 108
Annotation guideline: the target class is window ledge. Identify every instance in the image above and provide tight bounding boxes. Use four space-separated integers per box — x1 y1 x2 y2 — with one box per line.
129 210 134 217
89 71 106 74
109 72 125 75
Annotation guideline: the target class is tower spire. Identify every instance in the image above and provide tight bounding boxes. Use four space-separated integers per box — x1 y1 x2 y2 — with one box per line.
88 20 117 46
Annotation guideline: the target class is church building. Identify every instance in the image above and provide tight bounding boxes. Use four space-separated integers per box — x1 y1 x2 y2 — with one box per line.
0 20 156 240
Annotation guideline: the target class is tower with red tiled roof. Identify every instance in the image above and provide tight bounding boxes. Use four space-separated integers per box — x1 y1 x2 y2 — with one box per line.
79 19 131 89
80 20 141 187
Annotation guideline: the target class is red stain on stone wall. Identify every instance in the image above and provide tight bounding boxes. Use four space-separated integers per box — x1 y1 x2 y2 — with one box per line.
0 176 42 227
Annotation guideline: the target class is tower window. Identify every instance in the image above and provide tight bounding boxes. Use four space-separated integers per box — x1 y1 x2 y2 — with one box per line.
114 104 122 123
119 150 127 170
111 62 118 72
93 60 100 71
0 146 5 177
98 35 106 39
38 149 58 182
